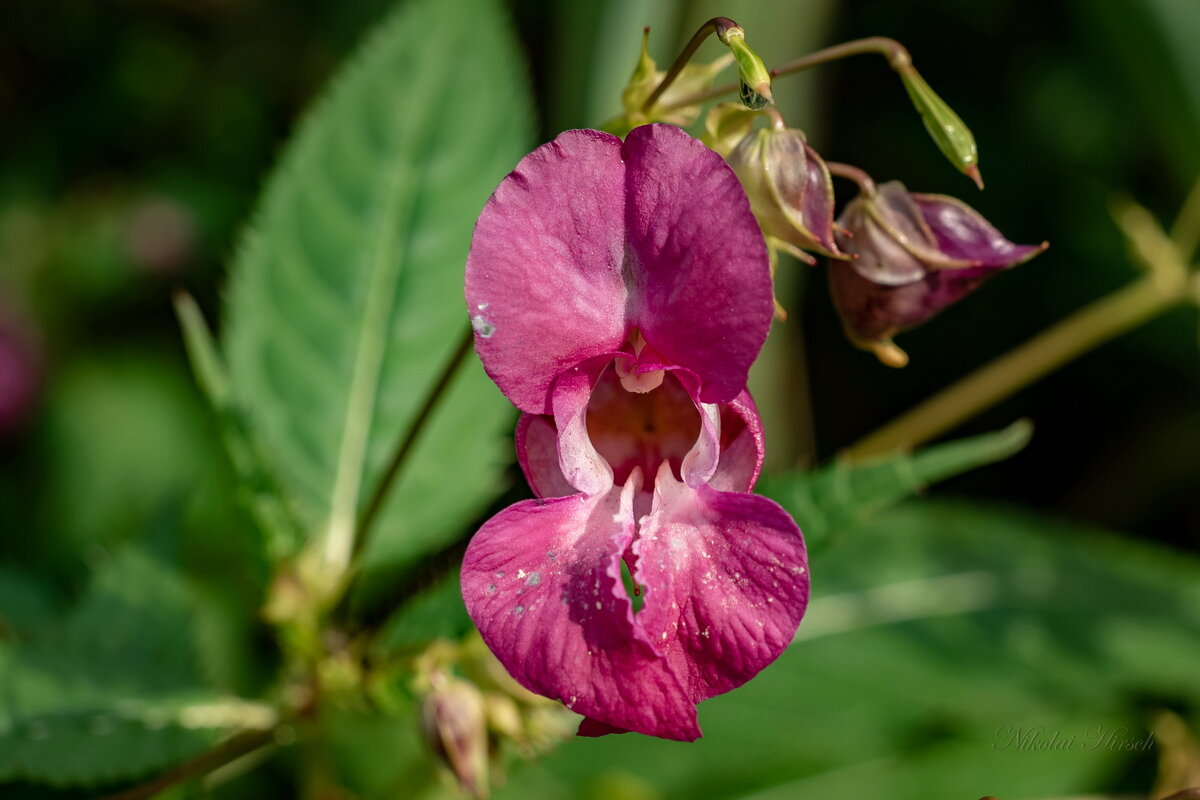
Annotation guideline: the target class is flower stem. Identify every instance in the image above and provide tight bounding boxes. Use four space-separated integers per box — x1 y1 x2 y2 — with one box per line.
642 17 740 113
354 325 475 559
842 275 1187 461
658 36 910 114
827 161 877 196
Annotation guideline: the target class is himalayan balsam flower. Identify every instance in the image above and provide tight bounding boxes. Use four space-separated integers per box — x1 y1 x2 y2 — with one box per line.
830 180 1048 365
462 124 809 741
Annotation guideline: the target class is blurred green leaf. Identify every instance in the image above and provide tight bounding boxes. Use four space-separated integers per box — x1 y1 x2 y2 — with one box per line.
176 292 302 560
0 548 275 787
759 419 1033 549
1072 0 1200 185
493 500 1200 800
321 706 435 800
0 568 57 643
39 352 222 551
374 569 472 654
222 0 532 572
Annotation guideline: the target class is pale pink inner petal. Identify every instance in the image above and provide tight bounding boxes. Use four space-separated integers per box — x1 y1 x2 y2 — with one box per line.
552 362 615 497
710 391 764 493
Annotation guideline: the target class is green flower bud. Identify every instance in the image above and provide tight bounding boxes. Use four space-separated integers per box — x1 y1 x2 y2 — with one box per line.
716 26 774 108
898 65 983 189
702 102 758 157
605 28 732 136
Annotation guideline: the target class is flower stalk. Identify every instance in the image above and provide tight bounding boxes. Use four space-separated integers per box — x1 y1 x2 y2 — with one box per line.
659 36 981 186
356 324 476 559
641 17 772 114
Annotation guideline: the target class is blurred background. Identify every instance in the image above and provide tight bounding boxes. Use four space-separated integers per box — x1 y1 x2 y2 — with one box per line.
1 0 1197 798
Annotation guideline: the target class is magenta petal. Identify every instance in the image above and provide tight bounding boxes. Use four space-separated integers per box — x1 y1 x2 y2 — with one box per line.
623 125 774 405
466 130 629 413
632 471 809 703
461 481 702 741
830 258 1002 342
515 413 575 499
913 193 1048 267
710 390 765 493
577 717 629 737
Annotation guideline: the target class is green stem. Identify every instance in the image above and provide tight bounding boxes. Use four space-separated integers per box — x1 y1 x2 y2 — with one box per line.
355 325 474 559
826 161 877 196
843 275 1187 461
657 36 909 114
100 729 277 800
1170 174 1200 262
642 17 740 112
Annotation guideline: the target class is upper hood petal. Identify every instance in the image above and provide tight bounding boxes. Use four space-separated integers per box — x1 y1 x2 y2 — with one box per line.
466 124 772 413
624 124 774 404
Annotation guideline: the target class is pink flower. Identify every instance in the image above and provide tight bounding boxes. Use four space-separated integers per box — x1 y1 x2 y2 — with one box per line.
461 124 809 741
830 181 1047 363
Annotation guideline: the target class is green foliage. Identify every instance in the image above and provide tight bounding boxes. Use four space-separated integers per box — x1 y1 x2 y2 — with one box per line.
0 548 274 787
374 570 473 654
38 352 223 552
488 500 1200 800
220 0 532 570
759 419 1033 549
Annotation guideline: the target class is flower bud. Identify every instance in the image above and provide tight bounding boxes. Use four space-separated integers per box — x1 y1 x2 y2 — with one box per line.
715 25 773 109
727 125 845 262
421 671 490 799
607 29 732 136
830 181 1047 366
898 66 983 189
702 103 757 158
0 311 40 439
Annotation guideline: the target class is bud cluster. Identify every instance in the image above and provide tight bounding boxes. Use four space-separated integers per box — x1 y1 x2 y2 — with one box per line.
412 636 575 798
614 24 1047 365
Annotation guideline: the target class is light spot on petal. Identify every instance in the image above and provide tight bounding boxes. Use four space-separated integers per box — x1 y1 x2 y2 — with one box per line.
525 571 541 587
485 583 497 596
472 314 495 338
513 605 525 615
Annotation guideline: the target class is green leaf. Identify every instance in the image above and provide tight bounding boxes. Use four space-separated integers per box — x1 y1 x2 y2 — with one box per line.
0 568 56 643
176 291 303 560
373 570 472 654
222 0 533 574
0 548 276 787
759 419 1032 549
494 500 1200 800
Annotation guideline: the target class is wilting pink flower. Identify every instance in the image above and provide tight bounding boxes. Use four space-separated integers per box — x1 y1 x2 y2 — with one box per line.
726 125 845 263
830 180 1047 364
462 124 809 741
